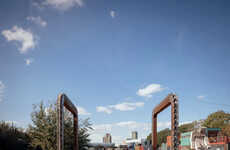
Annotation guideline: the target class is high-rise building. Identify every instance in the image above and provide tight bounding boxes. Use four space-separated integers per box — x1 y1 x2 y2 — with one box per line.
132 131 138 139
103 133 112 144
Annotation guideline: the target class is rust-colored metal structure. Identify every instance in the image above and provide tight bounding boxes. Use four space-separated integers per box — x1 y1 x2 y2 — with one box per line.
152 94 179 150
57 93 78 150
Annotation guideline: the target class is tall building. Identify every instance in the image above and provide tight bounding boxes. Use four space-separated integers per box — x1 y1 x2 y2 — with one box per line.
103 133 112 144
132 131 138 139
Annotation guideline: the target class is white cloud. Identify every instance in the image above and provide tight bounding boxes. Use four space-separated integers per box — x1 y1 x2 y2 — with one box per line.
116 121 136 127
72 101 91 115
92 124 113 133
116 121 140 129
27 16 47 27
96 106 112 114
109 102 144 111
116 121 170 131
137 84 164 98
77 106 91 115
116 121 151 131
42 0 84 11
110 10 116 18
2 26 36 54
197 95 205 100
25 58 34 66
97 102 144 114
32 1 44 10
0 81 5 102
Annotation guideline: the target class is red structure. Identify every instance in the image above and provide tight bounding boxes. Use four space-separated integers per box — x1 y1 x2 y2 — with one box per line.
152 94 179 150
57 93 79 150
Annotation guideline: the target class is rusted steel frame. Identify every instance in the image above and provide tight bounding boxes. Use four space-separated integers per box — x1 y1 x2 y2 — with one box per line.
152 94 179 150
153 94 171 115
171 95 179 150
57 93 78 150
152 115 157 150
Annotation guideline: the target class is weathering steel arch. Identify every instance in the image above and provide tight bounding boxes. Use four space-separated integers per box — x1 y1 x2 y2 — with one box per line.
57 93 79 150
152 94 179 150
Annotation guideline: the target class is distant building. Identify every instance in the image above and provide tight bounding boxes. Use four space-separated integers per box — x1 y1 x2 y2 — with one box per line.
132 131 138 139
103 133 112 144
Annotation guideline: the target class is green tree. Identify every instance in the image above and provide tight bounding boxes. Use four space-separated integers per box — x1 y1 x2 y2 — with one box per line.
28 101 92 150
0 121 32 150
146 122 195 147
178 122 195 133
203 110 230 136
147 128 171 147
222 124 230 136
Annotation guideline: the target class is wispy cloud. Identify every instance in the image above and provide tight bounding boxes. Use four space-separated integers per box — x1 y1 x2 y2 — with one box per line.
116 121 141 129
110 10 116 18
0 81 5 102
72 101 91 115
25 58 34 66
77 106 91 115
2 26 36 54
197 95 205 100
109 102 144 111
96 106 112 114
35 0 84 11
92 124 113 133
27 16 47 27
97 102 144 114
137 84 165 98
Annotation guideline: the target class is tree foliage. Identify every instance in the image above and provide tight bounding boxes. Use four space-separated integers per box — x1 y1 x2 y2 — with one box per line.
203 110 230 136
147 128 170 147
146 122 195 147
27 101 92 150
203 110 230 128
178 122 195 133
222 124 230 136
0 121 32 150
146 110 230 146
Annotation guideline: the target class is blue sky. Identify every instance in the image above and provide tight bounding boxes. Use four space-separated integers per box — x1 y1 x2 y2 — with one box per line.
0 0 230 144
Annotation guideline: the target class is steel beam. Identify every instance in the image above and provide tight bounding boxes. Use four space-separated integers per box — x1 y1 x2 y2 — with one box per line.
152 114 157 150
152 94 179 150
57 93 78 150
